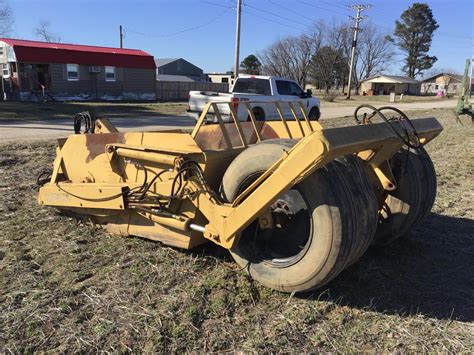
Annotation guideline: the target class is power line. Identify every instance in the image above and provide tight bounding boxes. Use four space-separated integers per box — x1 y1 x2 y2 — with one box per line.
241 8 305 31
201 0 233 9
126 7 231 38
297 0 347 17
244 2 313 28
320 0 348 11
267 0 316 23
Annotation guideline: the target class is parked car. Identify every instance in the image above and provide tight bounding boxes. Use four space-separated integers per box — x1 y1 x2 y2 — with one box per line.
187 75 321 121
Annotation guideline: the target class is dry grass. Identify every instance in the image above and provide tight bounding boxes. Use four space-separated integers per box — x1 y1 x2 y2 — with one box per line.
0 109 473 352
0 101 187 122
315 94 454 107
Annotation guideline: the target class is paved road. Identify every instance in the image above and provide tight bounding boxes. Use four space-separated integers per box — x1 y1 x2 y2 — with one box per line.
0 99 457 143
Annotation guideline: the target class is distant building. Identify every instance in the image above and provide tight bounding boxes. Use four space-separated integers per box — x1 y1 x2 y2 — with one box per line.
359 75 421 95
155 58 207 82
207 72 235 86
421 73 463 95
0 38 157 101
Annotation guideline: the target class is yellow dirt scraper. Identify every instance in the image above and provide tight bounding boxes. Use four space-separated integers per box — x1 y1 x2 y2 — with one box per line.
37 102 443 293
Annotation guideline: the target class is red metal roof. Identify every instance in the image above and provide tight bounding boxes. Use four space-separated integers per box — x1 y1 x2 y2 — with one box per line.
0 38 156 69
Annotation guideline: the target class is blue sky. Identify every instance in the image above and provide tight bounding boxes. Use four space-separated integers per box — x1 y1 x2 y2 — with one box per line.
6 0 474 75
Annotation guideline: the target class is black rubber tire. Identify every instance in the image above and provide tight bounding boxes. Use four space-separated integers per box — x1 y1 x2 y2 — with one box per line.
258 139 377 266
308 107 321 121
410 147 437 226
374 146 436 244
334 155 378 265
252 107 265 121
221 139 357 292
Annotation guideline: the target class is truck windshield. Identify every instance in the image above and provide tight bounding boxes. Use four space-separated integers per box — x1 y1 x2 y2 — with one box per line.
232 78 271 95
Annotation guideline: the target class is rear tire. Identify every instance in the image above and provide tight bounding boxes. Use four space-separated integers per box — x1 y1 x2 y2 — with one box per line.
374 146 436 244
308 107 321 121
249 107 265 121
221 140 358 292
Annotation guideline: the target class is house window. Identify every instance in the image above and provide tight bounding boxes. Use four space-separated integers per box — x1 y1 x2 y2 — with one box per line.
221 77 229 83
105 66 116 81
452 85 457 91
435 85 438 90
0 47 4 56
67 64 79 81
1 63 9 77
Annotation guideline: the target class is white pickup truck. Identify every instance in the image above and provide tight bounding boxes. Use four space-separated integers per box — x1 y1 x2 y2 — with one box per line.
187 75 321 122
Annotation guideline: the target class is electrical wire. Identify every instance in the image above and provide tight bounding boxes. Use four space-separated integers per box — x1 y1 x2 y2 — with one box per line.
267 0 316 23
297 0 348 17
125 7 231 38
244 2 313 28
241 8 306 30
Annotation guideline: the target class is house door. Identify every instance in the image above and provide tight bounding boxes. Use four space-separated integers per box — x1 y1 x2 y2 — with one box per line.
36 64 50 91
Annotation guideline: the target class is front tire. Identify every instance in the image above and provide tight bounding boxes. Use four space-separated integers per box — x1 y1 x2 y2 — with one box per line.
221 140 358 292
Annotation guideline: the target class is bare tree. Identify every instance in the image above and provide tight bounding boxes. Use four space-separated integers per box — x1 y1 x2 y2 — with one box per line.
259 22 325 87
355 23 394 85
309 46 349 93
0 0 13 37
326 22 352 92
34 19 61 43
259 20 393 93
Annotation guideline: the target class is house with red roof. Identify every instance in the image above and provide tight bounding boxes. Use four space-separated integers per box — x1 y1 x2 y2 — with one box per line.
0 38 156 101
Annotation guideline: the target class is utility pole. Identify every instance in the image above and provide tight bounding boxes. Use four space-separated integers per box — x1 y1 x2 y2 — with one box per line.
346 4 371 99
119 25 123 49
233 0 242 79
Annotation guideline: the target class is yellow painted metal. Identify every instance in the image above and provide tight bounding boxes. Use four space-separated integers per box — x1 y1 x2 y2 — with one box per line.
38 99 443 251
38 183 126 209
95 118 119 134
228 105 248 148
287 102 306 136
110 145 180 166
134 209 191 232
191 102 212 138
186 117 443 248
244 102 263 142
212 103 233 149
274 102 293 139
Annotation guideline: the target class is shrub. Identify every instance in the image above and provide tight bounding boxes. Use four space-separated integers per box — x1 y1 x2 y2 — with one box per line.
323 91 338 102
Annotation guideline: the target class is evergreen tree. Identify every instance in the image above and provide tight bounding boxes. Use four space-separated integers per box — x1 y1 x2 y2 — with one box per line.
240 54 262 75
391 3 439 78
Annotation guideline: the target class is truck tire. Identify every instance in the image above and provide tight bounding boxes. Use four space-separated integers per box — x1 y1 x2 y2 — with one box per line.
308 107 321 121
374 146 437 244
221 140 358 292
251 107 265 121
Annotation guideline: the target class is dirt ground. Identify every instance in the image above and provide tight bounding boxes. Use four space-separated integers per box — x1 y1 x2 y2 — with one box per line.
0 109 472 352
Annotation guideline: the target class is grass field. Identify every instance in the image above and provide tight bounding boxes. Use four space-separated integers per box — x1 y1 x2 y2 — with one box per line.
0 101 188 121
0 109 473 352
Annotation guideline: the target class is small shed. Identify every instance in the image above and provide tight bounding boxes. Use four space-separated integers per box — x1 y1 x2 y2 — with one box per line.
359 75 421 95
